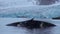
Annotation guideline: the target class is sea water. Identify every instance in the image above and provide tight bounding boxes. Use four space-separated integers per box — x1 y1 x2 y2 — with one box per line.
0 18 60 34
0 0 60 34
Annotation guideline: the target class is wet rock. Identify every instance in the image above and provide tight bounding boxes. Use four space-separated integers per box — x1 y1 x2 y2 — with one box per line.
52 17 60 19
6 18 56 28
36 0 59 5
6 22 20 27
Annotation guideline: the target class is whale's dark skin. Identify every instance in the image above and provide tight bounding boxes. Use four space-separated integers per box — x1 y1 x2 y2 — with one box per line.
6 18 56 28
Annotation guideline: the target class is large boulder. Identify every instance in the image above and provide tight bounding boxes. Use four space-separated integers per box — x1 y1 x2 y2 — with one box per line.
36 0 59 5
6 18 56 28
52 17 60 19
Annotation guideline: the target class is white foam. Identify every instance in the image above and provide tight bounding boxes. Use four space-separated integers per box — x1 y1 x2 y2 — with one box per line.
0 0 60 9
0 0 60 18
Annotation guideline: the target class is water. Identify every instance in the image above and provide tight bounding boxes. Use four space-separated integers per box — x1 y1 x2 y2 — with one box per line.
0 18 60 34
0 0 60 34
0 0 60 18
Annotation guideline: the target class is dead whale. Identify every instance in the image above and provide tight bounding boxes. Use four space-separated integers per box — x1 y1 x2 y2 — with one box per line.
6 18 56 28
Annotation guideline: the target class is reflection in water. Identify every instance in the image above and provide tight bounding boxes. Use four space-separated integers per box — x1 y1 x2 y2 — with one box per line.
19 27 54 34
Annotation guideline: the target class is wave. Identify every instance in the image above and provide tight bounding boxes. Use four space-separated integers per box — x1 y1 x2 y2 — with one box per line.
0 0 60 7
0 0 60 18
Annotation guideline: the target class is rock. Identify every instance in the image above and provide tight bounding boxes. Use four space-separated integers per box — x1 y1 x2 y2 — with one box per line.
52 17 60 19
6 22 20 27
6 18 56 28
36 0 59 5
